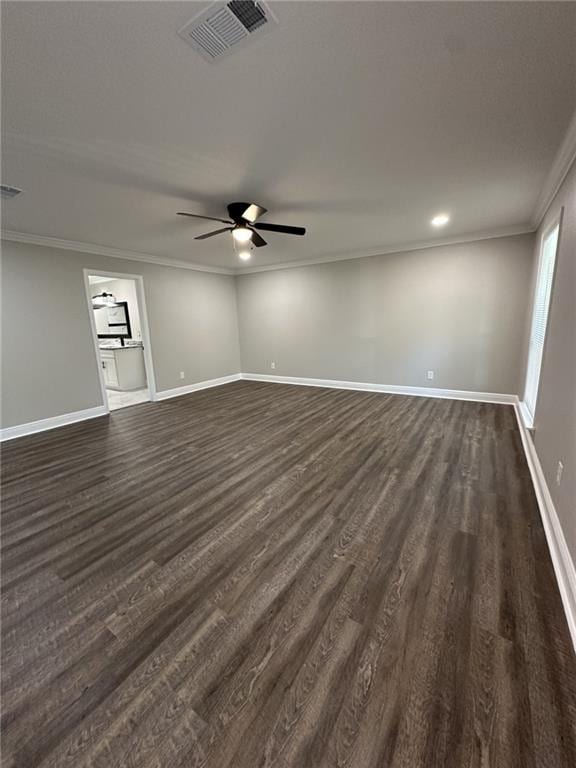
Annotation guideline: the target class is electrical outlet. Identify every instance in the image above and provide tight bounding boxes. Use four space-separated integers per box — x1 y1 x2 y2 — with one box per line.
556 461 564 486
179 371 185 380
271 361 276 370
427 370 434 381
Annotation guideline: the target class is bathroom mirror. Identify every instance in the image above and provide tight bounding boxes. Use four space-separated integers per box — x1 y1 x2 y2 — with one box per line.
94 301 132 339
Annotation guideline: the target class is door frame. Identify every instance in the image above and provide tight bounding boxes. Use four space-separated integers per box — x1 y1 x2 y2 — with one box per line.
83 269 158 409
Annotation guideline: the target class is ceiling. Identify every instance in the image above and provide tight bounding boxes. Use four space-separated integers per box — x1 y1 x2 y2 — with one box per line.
88 275 117 285
2 1 576 272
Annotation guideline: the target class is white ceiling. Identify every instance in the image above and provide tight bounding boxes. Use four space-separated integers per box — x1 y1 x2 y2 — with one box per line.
88 275 117 285
2 1 576 272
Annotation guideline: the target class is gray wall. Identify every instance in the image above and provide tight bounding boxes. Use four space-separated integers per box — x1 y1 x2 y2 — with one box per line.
528 160 576 565
1 241 241 427
237 233 535 395
2 218 571 578
1 232 537 431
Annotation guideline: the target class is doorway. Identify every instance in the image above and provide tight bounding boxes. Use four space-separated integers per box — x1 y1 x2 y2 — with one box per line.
84 270 156 411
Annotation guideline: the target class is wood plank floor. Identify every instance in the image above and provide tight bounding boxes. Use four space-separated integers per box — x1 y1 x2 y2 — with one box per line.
1 380 575 767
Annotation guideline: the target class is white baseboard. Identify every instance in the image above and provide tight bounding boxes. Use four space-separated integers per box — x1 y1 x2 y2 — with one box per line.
0 374 243 440
155 373 243 401
243 373 576 649
2 372 573 653
241 373 517 404
0 405 108 442
514 402 576 652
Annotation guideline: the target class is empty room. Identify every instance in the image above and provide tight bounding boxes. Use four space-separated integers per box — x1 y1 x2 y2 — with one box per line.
1 1 576 766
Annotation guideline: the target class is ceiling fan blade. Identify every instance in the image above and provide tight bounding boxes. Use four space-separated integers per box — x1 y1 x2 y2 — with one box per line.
253 222 306 236
178 212 232 225
250 229 267 248
194 227 233 240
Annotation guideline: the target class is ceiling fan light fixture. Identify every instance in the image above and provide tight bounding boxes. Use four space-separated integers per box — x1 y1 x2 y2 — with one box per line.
177 202 305 253
241 204 266 223
232 226 252 243
431 213 450 228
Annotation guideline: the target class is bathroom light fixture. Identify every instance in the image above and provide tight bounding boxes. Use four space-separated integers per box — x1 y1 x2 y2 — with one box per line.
238 251 251 261
232 226 252 243
431 213 450 227
92 292 117 307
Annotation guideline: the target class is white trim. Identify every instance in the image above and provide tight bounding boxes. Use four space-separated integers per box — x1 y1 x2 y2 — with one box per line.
83 270 112 413
521 208 563 425
242 372 576 650
0 406 108 442
1 230 234 275
2 227 536 278
241 373 517 404
3 372 573 656
1 374 242 439
132 273 158 402
517 399 534 430
532 108 576 226
238 226 535 274
83 268 158 405
513 402 576 652
156 374 242 401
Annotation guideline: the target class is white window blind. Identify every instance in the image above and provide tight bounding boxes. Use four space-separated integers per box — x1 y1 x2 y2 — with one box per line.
523 222 559 424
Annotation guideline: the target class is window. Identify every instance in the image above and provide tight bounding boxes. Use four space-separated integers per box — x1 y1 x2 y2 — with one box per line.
522 217 560 426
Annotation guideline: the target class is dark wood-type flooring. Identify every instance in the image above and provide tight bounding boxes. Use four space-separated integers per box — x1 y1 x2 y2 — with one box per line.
2 381 575 767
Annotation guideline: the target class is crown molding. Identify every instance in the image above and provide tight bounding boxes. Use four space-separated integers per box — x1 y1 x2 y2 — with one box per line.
1 224 536 278
532 108 576 227
0 230 235 275
4 109 574 275
237 224 536 275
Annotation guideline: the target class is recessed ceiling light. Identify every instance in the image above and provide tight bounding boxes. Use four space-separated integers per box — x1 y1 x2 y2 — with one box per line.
238 251 251 261
232 227 252 243
431 213 450 228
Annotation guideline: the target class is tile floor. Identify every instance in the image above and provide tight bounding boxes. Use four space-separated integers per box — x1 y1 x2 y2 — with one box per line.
106 387 149 411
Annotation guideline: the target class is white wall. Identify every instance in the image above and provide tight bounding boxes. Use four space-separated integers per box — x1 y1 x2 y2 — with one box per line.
1 241 241 428
237 233 535 395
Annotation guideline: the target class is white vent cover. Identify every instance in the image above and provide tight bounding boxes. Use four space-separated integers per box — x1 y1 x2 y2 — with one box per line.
178 1 277 62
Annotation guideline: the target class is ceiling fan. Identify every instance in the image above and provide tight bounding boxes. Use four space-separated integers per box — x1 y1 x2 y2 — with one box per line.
177 202 306 249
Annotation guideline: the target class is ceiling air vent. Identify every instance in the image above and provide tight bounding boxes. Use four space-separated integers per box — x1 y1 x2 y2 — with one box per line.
1 185 22 200
178 1 277 63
